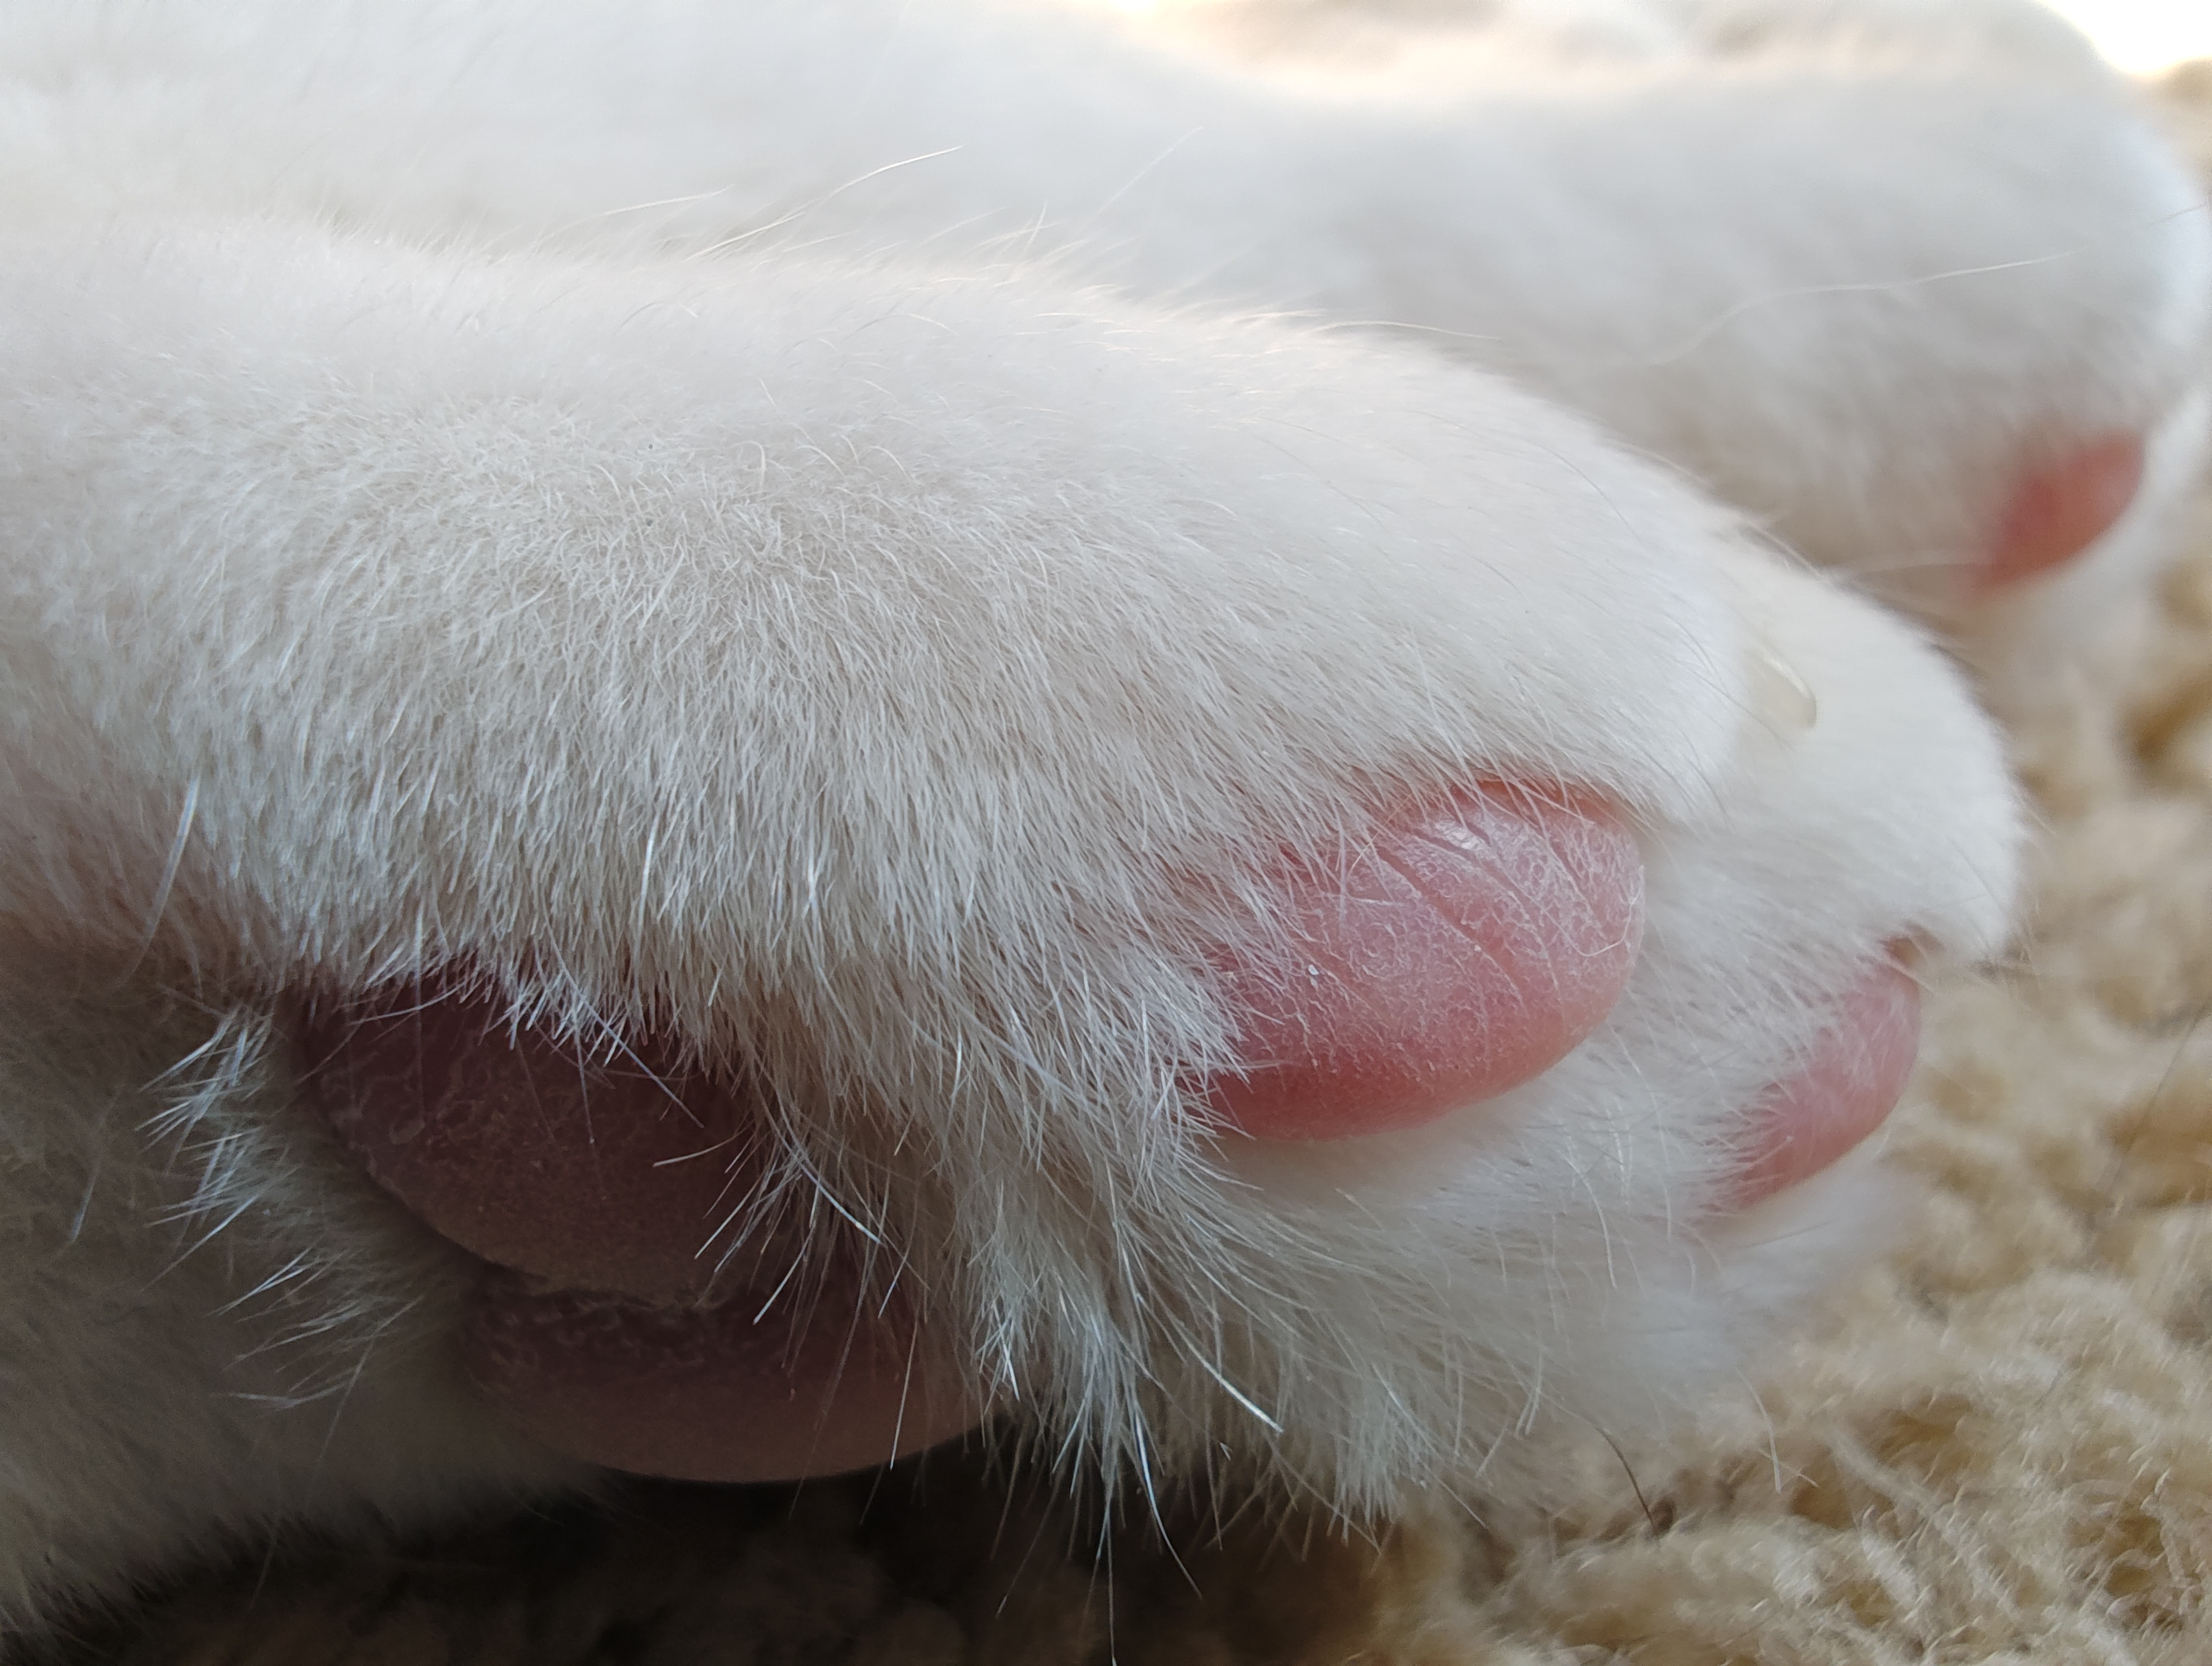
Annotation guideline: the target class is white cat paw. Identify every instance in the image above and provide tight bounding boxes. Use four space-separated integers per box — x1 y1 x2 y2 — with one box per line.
0 236 2019 1620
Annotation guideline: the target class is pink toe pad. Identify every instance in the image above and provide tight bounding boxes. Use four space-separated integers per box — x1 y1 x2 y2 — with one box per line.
305 992 985 1476
1983 433 2144 589
304 989 762 1299
1728 959 1920 1209
1207 786 1644 1142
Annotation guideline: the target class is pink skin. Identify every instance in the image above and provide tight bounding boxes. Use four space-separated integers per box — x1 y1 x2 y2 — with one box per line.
1208 788 1645 1140
464 1273 975 1484
304 993 775 1302
302 988 992 1476
306 787 1917 1482
1727 959 1921 1210
1980 433 2145 589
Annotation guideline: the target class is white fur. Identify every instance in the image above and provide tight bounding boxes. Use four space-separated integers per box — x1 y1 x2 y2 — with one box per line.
0 0 2203 1633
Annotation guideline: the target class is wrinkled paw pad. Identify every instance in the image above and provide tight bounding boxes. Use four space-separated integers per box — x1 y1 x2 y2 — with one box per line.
1207 785 1645 1140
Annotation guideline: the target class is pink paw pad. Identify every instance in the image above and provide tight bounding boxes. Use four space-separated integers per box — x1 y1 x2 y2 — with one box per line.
1980 433 2145 589
1207 786 1645 1141
303 990 982 1479
1726 958 1921 1210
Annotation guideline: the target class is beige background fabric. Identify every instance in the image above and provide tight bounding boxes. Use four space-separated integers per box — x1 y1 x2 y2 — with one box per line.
60 65 2212 1666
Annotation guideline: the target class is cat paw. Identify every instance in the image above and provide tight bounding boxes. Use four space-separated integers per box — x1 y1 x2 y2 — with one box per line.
0 230 2021 1619
1237 0 2212 662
